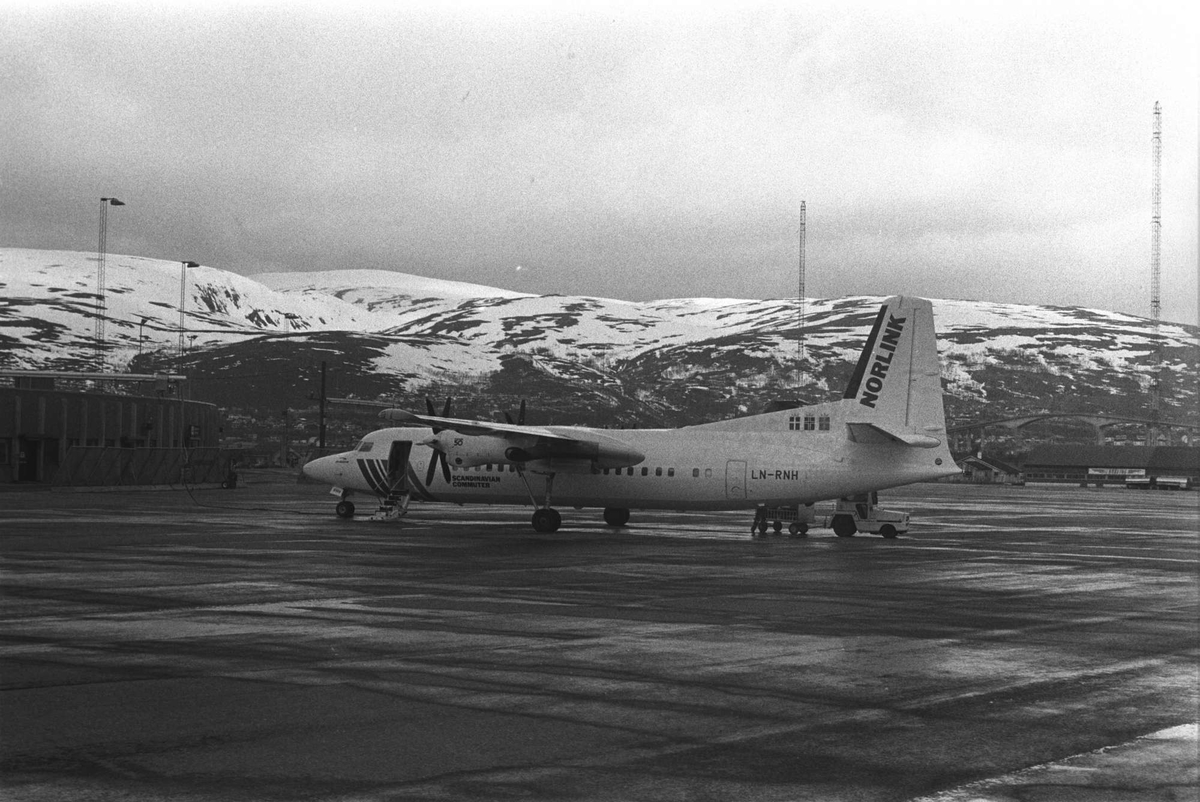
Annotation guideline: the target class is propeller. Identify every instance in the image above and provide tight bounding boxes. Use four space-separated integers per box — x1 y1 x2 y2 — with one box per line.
503 399 527 426
425 396 453 431
423 397 453 485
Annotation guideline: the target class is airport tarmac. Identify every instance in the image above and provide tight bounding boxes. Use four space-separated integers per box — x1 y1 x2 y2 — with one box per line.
1 476 1196 801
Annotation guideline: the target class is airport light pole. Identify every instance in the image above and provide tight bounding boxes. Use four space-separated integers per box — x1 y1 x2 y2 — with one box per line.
96 197 125 371
178 261 199 359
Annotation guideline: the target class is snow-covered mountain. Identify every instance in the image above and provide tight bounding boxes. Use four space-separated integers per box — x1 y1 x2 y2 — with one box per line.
2 248 1196 430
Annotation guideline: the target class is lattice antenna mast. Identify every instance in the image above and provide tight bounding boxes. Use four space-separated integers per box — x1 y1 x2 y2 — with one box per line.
797 200 807 395
1150 102 1162 438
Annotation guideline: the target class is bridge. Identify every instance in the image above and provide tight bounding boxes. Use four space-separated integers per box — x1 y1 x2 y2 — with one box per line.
948 412 1197 449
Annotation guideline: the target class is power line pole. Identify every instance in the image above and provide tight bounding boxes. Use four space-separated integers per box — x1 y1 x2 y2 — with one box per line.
318 360 327 450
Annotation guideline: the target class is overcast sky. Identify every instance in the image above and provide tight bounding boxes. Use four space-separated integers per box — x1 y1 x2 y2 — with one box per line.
3 1 1197 324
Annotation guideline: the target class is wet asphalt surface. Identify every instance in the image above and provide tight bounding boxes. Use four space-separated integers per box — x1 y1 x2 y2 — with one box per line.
0 476 1197 801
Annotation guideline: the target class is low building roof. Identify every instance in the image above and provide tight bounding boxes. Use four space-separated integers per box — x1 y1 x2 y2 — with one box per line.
962 456 1022 475
1021 445 1200 472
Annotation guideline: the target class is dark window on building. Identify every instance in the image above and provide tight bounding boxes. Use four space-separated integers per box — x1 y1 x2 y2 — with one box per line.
804 415 815 431
818 415 831 431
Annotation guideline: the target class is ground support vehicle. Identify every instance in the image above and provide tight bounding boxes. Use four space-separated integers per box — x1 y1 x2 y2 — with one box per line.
752 504 816 538
1126 476 1194 490
821 492 909 538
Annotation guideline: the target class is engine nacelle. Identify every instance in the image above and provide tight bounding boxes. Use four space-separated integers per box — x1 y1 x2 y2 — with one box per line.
431 435 519 469
425 431 644 472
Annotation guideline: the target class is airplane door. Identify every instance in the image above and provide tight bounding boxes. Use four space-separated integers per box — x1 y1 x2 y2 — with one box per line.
388 441 412 487
726 460 747 499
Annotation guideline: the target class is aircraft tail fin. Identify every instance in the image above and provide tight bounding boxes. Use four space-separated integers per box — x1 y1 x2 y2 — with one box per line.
841 296 948 446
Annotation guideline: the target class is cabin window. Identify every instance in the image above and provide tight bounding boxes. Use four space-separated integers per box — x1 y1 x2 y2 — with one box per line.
692 468 700 478
641 467 649 476
655 467 663 477
667 468 675 477
818 415 831 431
627 467 634 476
486 463 492 471
803 415 815 431
705 468 713 478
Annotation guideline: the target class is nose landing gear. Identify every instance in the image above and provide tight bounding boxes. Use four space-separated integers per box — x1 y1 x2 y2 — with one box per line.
532 508 562 533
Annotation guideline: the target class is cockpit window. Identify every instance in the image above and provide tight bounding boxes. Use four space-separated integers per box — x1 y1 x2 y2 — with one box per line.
356 440 374 452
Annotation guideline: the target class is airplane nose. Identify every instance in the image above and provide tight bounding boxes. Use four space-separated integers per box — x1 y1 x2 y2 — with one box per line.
302 453 343 484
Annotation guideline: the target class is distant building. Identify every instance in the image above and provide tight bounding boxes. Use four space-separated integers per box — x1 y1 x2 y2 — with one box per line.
958 455 1024 485
1020 445 1199 487
0 378 220 484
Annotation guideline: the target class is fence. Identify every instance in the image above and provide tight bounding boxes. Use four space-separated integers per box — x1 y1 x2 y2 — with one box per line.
51 447 234 488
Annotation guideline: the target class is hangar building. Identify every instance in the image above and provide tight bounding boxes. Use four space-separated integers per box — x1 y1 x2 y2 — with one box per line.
0 373 221 485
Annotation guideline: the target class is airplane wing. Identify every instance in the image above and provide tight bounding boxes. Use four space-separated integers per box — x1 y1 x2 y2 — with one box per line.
381 408 562 438
379 408 645 468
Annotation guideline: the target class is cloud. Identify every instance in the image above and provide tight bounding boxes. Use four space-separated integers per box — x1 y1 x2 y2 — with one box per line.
1 3 1196 323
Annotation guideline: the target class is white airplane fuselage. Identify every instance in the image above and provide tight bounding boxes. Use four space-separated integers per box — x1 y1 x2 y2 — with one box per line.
303 296 961 529
313 404 955 511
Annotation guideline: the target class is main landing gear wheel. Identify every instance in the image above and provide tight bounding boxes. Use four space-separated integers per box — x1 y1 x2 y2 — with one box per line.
603 507 630 527
832 514 857 538
532 508 562 533
879 524 898 539
335 500 356 519
788 522 808 538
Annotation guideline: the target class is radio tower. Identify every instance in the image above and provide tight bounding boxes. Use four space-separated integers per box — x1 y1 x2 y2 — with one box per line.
797 201 807 398
1149 102 1162 444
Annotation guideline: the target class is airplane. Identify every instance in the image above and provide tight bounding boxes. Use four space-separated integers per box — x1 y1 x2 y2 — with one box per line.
301 295 961 534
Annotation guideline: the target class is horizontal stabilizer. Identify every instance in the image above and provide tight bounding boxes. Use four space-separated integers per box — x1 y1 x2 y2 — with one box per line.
846 422 942 449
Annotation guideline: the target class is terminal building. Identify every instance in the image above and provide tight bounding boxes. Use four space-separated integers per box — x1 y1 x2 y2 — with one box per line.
0 372 221 485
